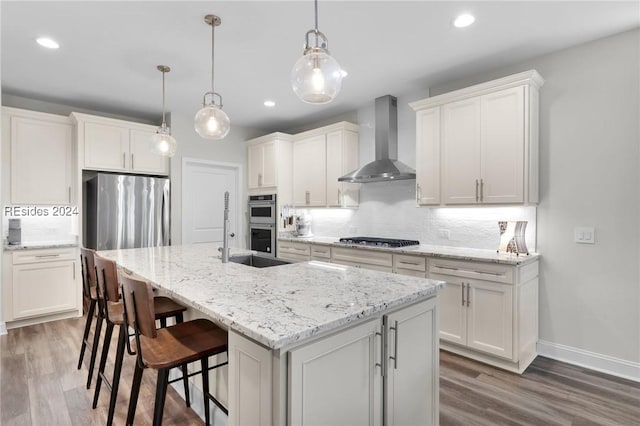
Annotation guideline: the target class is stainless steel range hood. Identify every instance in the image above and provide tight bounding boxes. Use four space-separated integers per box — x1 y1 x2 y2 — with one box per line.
339 95 416 183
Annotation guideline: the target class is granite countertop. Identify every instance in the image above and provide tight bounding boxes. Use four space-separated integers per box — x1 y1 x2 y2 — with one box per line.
278 235 539 266
3 242 78 251
99 244 444 350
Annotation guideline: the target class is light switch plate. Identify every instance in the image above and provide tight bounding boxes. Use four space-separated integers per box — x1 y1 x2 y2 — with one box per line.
438 229 450 240
574 227 595 244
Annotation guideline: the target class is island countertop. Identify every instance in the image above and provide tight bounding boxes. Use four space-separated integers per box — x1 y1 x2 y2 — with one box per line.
99 244 444 350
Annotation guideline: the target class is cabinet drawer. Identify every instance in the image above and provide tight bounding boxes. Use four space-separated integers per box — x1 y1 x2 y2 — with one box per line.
279 241 311 257
395 268 426 278
332 247 393 268
428 258 513 284
332 259 393 274
394 254 426 272
310 245 331 259
12 248 77 264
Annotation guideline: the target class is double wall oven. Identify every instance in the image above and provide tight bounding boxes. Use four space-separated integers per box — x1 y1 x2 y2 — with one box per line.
248 194 277 256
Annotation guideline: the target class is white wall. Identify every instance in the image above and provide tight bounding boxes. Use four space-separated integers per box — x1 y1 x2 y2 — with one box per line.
426 30 640 365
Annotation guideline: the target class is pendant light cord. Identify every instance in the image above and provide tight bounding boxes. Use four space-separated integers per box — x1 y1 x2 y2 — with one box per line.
314 0 319 45
161 69 167 127
211 19 215 93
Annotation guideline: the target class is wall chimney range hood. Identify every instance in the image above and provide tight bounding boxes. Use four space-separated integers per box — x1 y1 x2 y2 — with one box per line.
339 95 416 183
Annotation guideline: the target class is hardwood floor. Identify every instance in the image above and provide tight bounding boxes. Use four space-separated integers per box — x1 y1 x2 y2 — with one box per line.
1 316 639 425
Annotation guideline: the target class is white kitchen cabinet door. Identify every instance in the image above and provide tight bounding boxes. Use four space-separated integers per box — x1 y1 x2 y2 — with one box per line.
442 98 481 204
326 130 359 207
431 274 467 345
10 116 73 205
12 260 76 320
228 330 272 426
466 279 513 359
248 141 277 189
293 135 326 206
84 121 130 171
480 86 525 203
416 107 441 205
129 129 169 175
385 298 438 426
289 318 382 426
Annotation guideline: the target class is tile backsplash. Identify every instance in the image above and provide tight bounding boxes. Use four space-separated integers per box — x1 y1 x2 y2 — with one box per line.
296 180 537 251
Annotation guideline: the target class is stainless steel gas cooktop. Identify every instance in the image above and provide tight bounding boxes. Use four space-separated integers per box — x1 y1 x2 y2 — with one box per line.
337 237 420 248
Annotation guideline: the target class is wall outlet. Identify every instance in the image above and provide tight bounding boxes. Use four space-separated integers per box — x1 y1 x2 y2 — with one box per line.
574 227 595 244
438 229 450 240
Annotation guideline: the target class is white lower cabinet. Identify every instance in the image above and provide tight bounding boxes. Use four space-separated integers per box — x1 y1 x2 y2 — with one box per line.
228 297 439 426
331 247 393 273
429 257 538 373
289 297 438 426
289 319 383 425
278 241 311 262
3 248 80 322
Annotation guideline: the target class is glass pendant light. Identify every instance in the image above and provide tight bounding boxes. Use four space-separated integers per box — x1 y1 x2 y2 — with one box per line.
194 14 230 140
291 0 343 104
150 65 177 157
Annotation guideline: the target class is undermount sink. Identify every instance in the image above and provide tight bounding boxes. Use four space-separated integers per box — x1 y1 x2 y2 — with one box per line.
229 254 292 268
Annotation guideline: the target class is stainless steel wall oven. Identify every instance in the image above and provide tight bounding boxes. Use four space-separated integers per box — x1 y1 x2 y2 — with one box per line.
248 194 276 256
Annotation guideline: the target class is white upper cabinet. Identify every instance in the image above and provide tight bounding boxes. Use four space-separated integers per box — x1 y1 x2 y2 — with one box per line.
410 70 544 205
293 134 327 207
292 122 360 208
246 133 293 205
415 107 441 205
3 107 74 205
71 113 169 176
325 129 359 207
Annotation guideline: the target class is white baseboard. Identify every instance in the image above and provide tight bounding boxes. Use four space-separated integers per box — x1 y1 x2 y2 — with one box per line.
0 321 7 335
537 340 640 382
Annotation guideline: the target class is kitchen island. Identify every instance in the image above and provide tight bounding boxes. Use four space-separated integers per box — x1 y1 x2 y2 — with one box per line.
101 243 444 426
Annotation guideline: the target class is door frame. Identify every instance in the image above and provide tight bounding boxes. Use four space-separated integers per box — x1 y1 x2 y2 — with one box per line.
181 157 244 247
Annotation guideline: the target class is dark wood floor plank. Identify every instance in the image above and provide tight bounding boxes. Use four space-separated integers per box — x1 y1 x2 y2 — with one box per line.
0 353 30 425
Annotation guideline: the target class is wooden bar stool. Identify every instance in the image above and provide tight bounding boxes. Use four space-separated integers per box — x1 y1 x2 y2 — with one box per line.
120 273 228 426
91 255 190 426
78 247 102 389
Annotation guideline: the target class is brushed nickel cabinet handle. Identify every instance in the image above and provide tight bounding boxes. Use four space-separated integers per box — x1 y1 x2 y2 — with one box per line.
480 179 484 202
122 152 126 168
305 190 310 205
338 188 341 205
35 254 60 258
375 331 384 377
466 283 470 307
389 320 399 369
68 187 71 203
258 173 262 187
73 262 76 280
131 153 135 170
461 282 465 306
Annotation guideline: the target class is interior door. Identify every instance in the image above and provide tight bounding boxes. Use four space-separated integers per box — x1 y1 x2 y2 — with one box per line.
182 158 241 246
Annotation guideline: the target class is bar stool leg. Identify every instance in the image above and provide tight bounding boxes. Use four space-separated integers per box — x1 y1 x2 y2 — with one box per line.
106 324 127 426
77 299 96 370
175 313 191 408
86 313 103 389
91 321 114 407
152 368 170 426
126 361 144 426
201 357 210 426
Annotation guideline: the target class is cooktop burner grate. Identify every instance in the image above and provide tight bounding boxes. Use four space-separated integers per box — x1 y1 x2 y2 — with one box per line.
338 237 420 248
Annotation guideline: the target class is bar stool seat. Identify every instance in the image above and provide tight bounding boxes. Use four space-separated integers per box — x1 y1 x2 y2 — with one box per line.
136 319 227 369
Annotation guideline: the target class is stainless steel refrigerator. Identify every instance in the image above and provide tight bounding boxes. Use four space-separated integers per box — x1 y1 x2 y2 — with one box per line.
84 173 170 250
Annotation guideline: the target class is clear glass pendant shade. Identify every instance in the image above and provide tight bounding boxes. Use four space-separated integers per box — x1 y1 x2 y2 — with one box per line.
291 49 343 104
150 126 177 156
194 102 230 140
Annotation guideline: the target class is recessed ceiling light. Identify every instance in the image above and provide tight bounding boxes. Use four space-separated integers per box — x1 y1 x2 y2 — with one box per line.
453 14 475 28
36 37 60 49
264 100 276 107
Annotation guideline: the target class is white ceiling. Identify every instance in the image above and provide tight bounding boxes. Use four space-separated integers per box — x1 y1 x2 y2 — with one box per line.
2 1 638 133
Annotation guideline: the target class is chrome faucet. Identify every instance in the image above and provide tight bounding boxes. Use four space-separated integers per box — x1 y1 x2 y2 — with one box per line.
219 191 231 263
